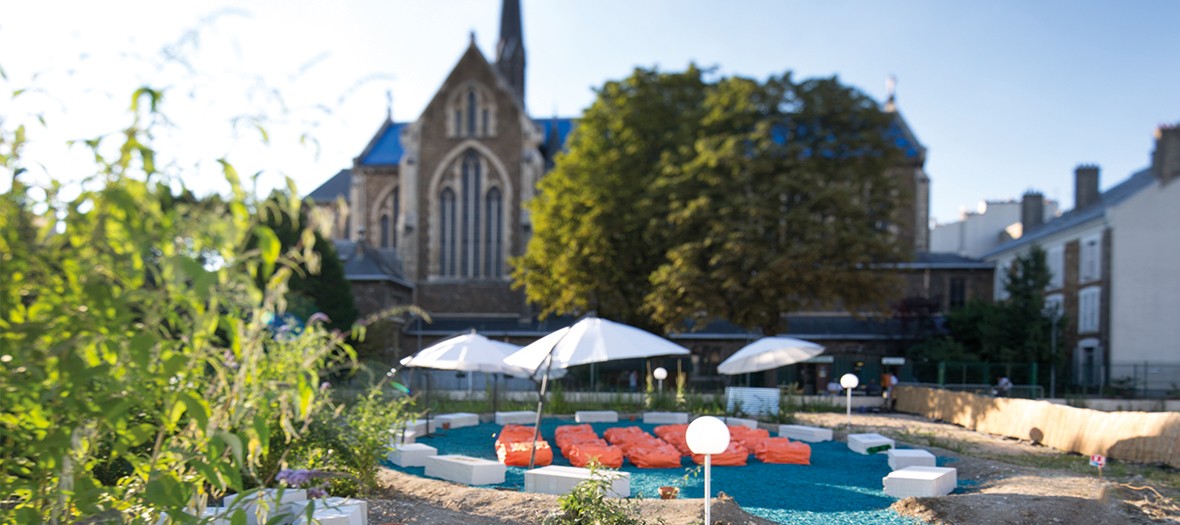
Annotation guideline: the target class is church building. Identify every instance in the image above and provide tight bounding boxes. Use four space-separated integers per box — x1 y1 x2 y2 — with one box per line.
307 0 951 393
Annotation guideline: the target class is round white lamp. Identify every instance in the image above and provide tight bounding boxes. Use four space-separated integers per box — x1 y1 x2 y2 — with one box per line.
840 373 859 428
653 367 668 392
687 416 731 525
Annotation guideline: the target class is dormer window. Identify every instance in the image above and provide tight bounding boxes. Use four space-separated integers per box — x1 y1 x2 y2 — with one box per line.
447 83 497 138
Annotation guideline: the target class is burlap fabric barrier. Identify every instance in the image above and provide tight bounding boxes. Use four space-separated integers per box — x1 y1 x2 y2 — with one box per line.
895 386 1180 467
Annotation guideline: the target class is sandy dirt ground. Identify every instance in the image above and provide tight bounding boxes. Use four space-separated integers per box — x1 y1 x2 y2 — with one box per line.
360 412 1180 525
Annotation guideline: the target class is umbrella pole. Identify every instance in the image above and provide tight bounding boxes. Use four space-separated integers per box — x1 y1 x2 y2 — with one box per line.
492 372 499 415
528 353 556 470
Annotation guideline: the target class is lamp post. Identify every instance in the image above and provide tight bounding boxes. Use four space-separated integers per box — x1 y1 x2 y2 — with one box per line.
840 373 859 429
1044 303 1062 399
686 416 730 525
654 367 668 392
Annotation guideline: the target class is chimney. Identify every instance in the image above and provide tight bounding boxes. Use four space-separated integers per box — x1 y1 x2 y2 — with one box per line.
1153 124 1180 185
1021 191 1045 231
1074 164 1100 210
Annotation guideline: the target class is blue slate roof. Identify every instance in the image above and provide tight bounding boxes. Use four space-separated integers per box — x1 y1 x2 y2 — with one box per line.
353 118 578 168
886 252 993 269
982 168 1155 259
357 120 406 166
307 169 351 204
333 240 413 288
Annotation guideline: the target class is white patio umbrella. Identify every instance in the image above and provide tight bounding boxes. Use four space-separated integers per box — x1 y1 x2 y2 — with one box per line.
503 316 692 468
717 336 825 375
399 331 554 425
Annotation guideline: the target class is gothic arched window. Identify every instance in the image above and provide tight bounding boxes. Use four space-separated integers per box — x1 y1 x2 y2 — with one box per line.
439 188 457 276
447 84 497 138
379 215 390 248
484 187 503 277
460 151 482 276
390 187 400 248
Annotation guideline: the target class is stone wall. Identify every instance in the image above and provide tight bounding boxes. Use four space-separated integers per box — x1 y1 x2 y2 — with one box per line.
895 385 1180 467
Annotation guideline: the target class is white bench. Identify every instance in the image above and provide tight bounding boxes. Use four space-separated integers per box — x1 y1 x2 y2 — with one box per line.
575 410 618 423
389 427 421 444
887 449 936 470
524 465 631 498
425 455 506 485
387 443 438 467
291 498 368 525
435 412 480 429
643 412 688 424
222 488 307 525
883 466 957 498
495 411 537 425
778 424 833 442
721 417 758 429
847 432 895 454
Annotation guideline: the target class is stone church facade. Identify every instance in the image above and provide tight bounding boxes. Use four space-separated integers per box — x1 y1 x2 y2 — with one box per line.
308 0 964 392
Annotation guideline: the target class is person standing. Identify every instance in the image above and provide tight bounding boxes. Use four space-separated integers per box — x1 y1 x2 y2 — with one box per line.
628 370 638 393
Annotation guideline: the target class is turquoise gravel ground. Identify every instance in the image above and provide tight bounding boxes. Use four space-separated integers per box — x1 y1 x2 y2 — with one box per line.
383 418 954 525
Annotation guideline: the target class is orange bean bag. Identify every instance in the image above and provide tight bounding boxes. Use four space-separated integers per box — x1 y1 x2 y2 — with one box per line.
653 425 692 455
754 438 811 465
496 424 540 448
604 426 647 445
497 439 553 466
691 442 749 466
566 442 624 468
555 424 599 450
627 442 684 468
728 426 770 450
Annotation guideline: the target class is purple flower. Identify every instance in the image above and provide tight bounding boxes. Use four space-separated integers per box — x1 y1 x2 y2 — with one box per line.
275 468 326 487
308 312 331 325
307 485 328 499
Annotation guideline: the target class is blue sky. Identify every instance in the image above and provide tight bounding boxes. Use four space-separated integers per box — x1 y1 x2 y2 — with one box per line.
2 0 1177 225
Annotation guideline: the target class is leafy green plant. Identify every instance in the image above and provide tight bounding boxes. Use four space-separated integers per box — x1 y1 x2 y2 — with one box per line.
0 86 413 523
545 462 650 525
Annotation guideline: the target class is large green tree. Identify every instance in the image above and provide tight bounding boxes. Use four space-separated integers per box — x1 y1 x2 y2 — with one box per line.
933 245 1058 364
515 68 909 334
513 66 709 330
257 190 359 332
647 75 907 334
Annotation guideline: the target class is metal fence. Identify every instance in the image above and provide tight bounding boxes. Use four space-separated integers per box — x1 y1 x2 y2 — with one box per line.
1105 363 1180 398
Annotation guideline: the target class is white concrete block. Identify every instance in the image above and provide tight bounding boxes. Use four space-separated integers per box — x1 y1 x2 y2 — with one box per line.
721 417 758 429
643 412 689 424
778 424 833 443
883 466 957 498
575 410 619 423
435 412 480 429
387 443 438 467
289 497 363 516
847 432 895 454
887 448 936 470
524 465 630 498
404 419 429 435
222 488 307 525
495 411 537 425
291 498 368 525
425 455 506 485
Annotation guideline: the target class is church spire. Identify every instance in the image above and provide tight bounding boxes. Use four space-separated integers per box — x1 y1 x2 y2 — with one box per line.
496 0 526 105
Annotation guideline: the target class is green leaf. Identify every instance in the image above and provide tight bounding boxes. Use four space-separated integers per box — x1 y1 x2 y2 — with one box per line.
254 225 280 279
167 398 186 430
180 391 210 430
297 373 314 420
218 431 245 465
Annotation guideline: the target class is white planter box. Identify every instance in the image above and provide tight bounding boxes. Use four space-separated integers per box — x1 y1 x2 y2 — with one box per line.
721 417 758 429
425 455 507 485
435 412 480 429
495 411 537 425
387 443 438 467
883 466 957 498
778 424 833 442
887 449 936 470
847 432 895 454
575 411 618 423
222 488 307 525
643 412 688 425
291 498 368 525
524 465 630 498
